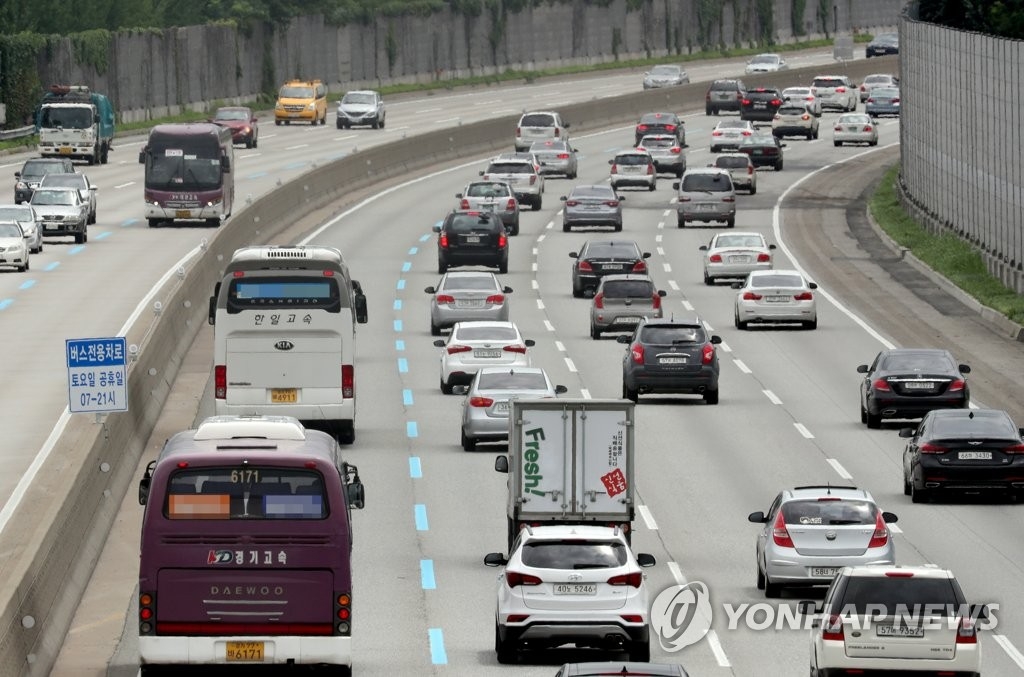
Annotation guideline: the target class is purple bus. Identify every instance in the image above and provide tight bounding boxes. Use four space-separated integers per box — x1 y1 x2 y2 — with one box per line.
138 122 234 228
136 415 365 674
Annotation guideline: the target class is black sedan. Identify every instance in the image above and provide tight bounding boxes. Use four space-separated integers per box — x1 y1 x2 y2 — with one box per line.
569 239 650 298
901 408 1024 503
866 32 899 58
857 348 971 429
738 134 786 171
634 112 685 147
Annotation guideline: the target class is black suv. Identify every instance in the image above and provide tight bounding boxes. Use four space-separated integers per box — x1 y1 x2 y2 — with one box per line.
739 87 784 122
634 112 685 147
569 239 651 298
705 79 746 115
433 209 509 274
14 157 76 204
618 317 722 404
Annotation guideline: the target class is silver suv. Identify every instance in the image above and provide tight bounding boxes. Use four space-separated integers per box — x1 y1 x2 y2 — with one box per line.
590 274 666 339
710 154 757 194
335 90 385 129
673 168 736 228
481 159 544 210
811 75 858 112
514 111 570 152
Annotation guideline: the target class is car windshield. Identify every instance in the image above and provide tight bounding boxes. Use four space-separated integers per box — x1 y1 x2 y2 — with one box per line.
582 243 639 259
215 109 248 121
651 65 680 75
521 113 555 127
477 372 548 390
833 577 959 616
279 86 313 98
0 207 32 221
441 275 498 291
614 154 650 166
880 352 955 372
342 93 375 105
39 107 93 129
0 223 23 238
454 326 518 341
640 326 705 344
751 55 779 64
602 280 654 299
682 174 731 192
781 499 877 526
874 33 898 44
715 157 749 169
31 190 75 206
487 162 532 174
447 214 496 232
21 162 65 180
715 235 763 248
466 183 511 198
521 541 627 569
750 274 803 288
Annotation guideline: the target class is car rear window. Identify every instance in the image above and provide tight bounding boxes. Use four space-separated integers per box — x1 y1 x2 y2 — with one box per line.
615 154 651 166
521 541 627 569
165 468 327 520
865 75 892 84
833 577 960 616
454 326 518 341
530 141 567 152
640 113 675 124
750 274 804 288
715 157 749 169
571 186 614 199
487 162 533 174
521 113 555 127
602 280 654 299
930 413 1016 438
466 183 511 198
441 275 498 291
640 137 675 149
880 352 954 372
711 81 739 91
446 214 497 233
682 174 732 192
477 372 548 390
583 243 639 259
716 235 763 248
781 499 877 526
640 326 705 344
813 78 844 88
778 106 808 116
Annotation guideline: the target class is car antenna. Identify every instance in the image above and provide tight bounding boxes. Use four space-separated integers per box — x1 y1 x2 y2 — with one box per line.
826 483 832 495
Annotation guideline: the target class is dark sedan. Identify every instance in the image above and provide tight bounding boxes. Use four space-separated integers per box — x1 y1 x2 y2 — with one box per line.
570 239 650 298
857 348 971 429
738 134 786 171
618 317 722 404
739 87 784 123
901 408 1024 503
634 112 685 147
561 184 624 232
866 32 899 57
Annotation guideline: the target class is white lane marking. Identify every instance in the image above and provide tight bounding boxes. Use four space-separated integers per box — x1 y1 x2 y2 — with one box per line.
473 99 500 106
682 300 694 311
888 523 903 534
734 359 751 374
491 109 516 115
657 247 665 256
662 209 672 217
827 458 853 480
718 341 732 353
794 423 815 439
638 505 658 530
702 320 714 331
389 126 410 131
657 221 665 229
707 630 732 668
434 117 461 124
239 153 261 159
656 234 663 243
546 222 553 230
537 234 546 243
531 280 539 290
532 262 538 272
114 181 135 189
416 107 442 113
536 299 545 310
285 144 308 150
564 357 577 372
580 389 592 399
544 320 555 332
662 263 671 272
532 247 539 255
555 341 566 352
763 389 783 405
334 134 358 141
667 562 687 586
261 134 277 139
668 280 679 291
993 635 1024 670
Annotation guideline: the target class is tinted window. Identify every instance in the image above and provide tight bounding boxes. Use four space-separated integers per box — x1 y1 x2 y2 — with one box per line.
466 183 511 197
40 174 85 188
640 113 676 124
812 78 844 88
750 55 779 64
872 88 900 97
441 275 498 291
280 86 314 98
22 161 66 179
165 467 327 520
342 93 375 105
227 277 341 313
521 114 555 127
454 326 518 341
835 577 960 615
477 372 548 390
880 352 955 372
521 541 627 569
530 141 567 152
717 121 749 129
750 274 804 288
488 162 533 174
0 223 22 238
571 186 614 199
778 106 808 116
715 157 749 169
446 214 498 233
639 326 706 344
31 189 76 206
582 243 640 259
640 137 675 148
0 207 33 221
602 280 654 298
781 499 877 526
682 174 732 192
864 76 892 84
930 413 1016 437
615 154 651 166
839 115 872 125
711 81 739 91
651 65 680 75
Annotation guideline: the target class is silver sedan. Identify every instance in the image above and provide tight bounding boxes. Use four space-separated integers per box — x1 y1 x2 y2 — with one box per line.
700 232 776 285
529 139 578 179
733 269 818 330
456 181 520 235
425 271 513 335
433 321 534 393
642 64 689 89
453 367 567 451
832 113 879 147
560 184 624 232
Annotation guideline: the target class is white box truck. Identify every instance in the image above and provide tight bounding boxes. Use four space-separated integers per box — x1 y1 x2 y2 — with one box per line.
495 398 636 551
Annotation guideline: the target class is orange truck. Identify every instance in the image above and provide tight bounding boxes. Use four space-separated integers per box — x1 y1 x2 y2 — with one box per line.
274 79 328 126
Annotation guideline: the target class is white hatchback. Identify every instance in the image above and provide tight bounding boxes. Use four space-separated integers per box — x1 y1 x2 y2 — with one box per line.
485 525 656 664
433 321 533 393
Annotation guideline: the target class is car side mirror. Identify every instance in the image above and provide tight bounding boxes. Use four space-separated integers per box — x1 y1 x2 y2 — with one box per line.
433 339 446 348
14 172 21 179
494 455 509 473
432 224 441 233
138 460 156 506
560 196 567 201
731 282 743 290
748 511 767 523
478 170 485 176
971 603 990 621
564 122 571 128
569 252 579 259
608 159 614 165
554 385 568 394
451 385 469 396
138 151 146 164
525 339 536 347
882 511 898 523
657 290 667 297
502 286 513 293
710 335 722 345
346 481 365 510
455 193 463 199
484 552 507 567
424 286 436 294
90 185 98 192
856 364 869 373
898 427 915 438
780 143 788 148
353 288 368 324
798 600 821 616
208 295 218 325
672 182 680 190
808 282 818 289
642 252 651 259
616 335 631 344
768 244 777 250
959 364 971 374
699 245 709 251
221 156 231 172
637 553 656 567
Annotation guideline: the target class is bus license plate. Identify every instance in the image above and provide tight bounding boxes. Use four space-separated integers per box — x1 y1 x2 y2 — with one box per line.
554 584 597 595
226 641 265 661
270 388 298 403
175 210 191 219
59 147 73 155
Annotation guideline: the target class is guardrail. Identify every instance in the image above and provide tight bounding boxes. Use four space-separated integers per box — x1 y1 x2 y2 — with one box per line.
0 126 35 141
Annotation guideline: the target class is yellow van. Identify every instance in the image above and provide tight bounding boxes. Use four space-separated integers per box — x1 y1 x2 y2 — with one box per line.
275 79 327 126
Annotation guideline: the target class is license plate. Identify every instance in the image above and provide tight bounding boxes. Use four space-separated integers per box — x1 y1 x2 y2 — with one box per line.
729 255 751 263
811 567 841 577
494 402 510 413
754 103 767 109
958 451 992 460
289 112 300 117
226 641 265 661
766 295 789 303
270 388 297 403
474 350 502 358
699 204 716 211
602 264 624 270
619 316 641 324
455 299 484 308
847 126 860 131
59 147 72 155
660 357 687 364
553 584 597 595
876 624 924 638
464 235 481 243
903 381 934 390
175 210 191 219
752 149 764 155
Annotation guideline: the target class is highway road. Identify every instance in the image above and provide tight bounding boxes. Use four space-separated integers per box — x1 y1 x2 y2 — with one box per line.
40 50 1024 676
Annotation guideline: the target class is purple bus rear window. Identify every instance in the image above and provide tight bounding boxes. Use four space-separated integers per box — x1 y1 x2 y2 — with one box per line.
166 467 327 520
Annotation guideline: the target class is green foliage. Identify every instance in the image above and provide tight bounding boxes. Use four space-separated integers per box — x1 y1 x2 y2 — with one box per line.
917 0 1024 38
0 33 46 127
68 29 112 75
696 0 724 51
817 0 830 37
611 27 622 60
755 0 775 44
385 22 398 75
791 0 807 36
487 0 505 65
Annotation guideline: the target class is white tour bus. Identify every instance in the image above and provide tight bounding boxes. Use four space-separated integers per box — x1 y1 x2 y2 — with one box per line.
208 246 368 444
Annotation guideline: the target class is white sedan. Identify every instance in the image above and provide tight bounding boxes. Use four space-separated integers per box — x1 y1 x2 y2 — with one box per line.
733 269 818 330
833 113 879 147
433 321 533 393
700 232 776 285
0 221 30 272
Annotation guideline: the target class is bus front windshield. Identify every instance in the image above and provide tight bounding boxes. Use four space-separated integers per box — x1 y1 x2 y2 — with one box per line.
146 147 223 192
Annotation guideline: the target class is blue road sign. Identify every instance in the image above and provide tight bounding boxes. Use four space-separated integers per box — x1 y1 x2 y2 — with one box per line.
66 337 128 414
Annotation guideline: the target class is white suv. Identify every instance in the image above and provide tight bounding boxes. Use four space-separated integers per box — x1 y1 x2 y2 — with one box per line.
481 158 545 210
802 565 986 677
484 525 656 664
811 75 858 112
515 111 570 152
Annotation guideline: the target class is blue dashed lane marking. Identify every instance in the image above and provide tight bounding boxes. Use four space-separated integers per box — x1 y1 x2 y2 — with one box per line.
398 358 408 373
0 299 12 310
19 280 35 290
428 629 447 664
421 233 432 242
396 340 405 351
414 504 428 530
408 247 418 255
247 171 268 179
284 161 308 170
407 421 418 438
401 261 412 272
396 279 406 290
121 218 138 227
393 320 403 332
394 299 402 310
403 389 414 406
421 560 436 590
323 153 348 162
96 231 112 240
69 245 85 255
409 456 422 478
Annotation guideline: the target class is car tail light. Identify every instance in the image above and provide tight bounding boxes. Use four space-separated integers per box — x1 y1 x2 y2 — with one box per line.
867 512 889 548
892 97 900 103
834 126 843 132
793 291 813 301
341 364 354 398
503 344 528 354
743 291 762 301
801 114 810 121
867 97 875 104
335 593 352 635
485 294 505 304
506 614 529 623
701 343 715 365
773 114 781 120
446 345 472 354
439 233 450 248
747 165 754 175
608 572 643 587
632 260 647 273
741 98 751 105
771 99 781 106
670 147 681 154
610 163 618 173
579 261 594 272
529 175 536 185
460 199 470 209
138 591 155 634
647 163 654 175
651 294 662 310
470 396 495 408
863 125 874 132
1002 443 1024 454
554 128 561 137
505 571 542 587
822 614 845 642
637 124 648 132
706 92 712 101
482 174 491 180
214 365 226 399
722 196 735 203
712 130 723 137
566 200 579 207
957 617 978 644
621 614 644 623
506 198 516 211
664 124 676 132
636 146 646 151
860 85 867 91
557 153 569 159
498 233 508 248
604 200 619 207
805 95 814 101
919 442 948 454
756 253 771 262
515 127 521 137
872 378 891 391
948 379 966 392
679 196 692 202
593 292 605 309
742 130 752 136
630 344 644 364
436 294 455 304
836 87 847 93
884 571 914 577
709 254 723 263
772 511 794 548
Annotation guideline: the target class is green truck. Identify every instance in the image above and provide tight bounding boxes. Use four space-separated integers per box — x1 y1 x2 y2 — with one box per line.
34 85 115 165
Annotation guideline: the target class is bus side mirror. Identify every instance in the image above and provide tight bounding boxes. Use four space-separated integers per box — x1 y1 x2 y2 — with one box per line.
221 155 231 173
139 460 156 506
346 481 365 510
208 296 217 325
352 280 368 323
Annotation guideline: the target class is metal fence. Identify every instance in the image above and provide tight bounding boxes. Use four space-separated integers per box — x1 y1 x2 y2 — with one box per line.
899 6 1024 293
0 126 33 141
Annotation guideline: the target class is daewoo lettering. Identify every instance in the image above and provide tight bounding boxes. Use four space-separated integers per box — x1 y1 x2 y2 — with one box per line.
209 585 284 597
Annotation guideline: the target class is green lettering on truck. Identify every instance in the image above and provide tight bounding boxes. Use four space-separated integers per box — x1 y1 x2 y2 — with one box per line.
523 427 546 496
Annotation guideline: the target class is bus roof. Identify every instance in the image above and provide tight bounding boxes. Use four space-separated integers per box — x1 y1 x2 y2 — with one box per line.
155 415 340 465
225 245 349 275
149 122 231 140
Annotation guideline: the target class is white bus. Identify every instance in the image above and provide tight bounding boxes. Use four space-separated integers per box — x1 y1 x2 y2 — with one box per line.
208 246 368 444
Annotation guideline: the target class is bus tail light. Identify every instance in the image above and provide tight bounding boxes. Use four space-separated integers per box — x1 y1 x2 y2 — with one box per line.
335 592 352 635
139 591 155 635
214 365 226 399
342 365 354 398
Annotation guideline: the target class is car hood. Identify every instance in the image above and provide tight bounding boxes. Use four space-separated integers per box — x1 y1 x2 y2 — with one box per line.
339 103 375 114
33 205 81 216
0 236 24 246
213 120 250 130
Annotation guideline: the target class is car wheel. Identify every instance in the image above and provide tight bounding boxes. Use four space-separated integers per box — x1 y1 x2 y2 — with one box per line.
590 324 601 340
622 383 638 403
336 119 343 129
813 129 819 140
510 222 520 236
460 428 477 452
337 422 355 445
757 563 766 590
568 171 578 179
860 403 868 424
910 482 930 504
704 271 714 286
563 222 571 233
803 318 818 330
572 284 583 298
726 216 735 228
870 140 878 147
495 623 516 664
245 137 253 149
430 321 442 337
834 140 842 147
498 260 508 274
19 258 28 272
710 146 719 153
372 119 380 130
441 377 454 395
629 640 650 663
253 135 259 148
533 196 542 211
749 184 757 195
775 161 783 171
734 312 748 330
866 410 882 429
903 470 912 496
613 222 622 232
764 578 782 599
75 230 85 244
648 182 656 192
275 120 282 126
703 389 719 405
705 106 713 115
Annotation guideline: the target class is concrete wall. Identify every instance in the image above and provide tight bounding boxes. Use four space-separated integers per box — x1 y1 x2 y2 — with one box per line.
26 0 904 122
